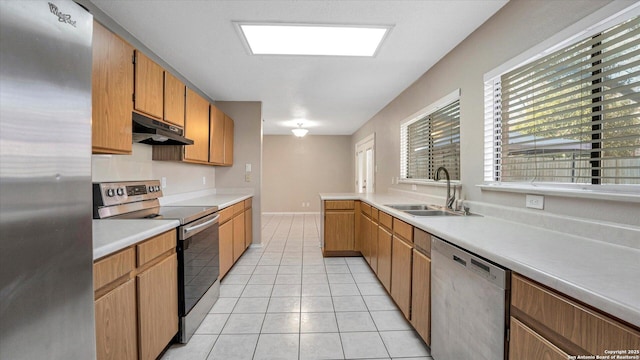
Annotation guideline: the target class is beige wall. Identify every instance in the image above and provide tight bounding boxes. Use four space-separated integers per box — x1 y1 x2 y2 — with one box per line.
263 135 352 212
92 143 216 195
215 101 263 245
352 0 640 227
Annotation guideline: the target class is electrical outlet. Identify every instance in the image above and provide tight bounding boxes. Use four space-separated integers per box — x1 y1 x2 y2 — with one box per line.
245 173 251 182
526 194 544 210
202 176 206 185
411 184 417 191
161 177 167 189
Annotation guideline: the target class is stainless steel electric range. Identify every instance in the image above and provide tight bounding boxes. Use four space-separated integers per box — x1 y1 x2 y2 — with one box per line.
93 180 220 343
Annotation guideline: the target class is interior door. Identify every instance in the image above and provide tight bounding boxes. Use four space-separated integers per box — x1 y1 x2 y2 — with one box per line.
355 134 375 193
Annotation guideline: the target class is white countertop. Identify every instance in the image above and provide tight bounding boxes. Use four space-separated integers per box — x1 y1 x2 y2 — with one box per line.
93 219 179 260
93 192 251 260
320 193 640 328
164 193 252 209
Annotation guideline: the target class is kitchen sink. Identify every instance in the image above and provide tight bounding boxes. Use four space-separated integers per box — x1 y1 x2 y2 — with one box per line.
403 209 461 217
385 204 439 211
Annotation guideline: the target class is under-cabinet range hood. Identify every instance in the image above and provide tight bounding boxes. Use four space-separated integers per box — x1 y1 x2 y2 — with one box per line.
132 112 194 145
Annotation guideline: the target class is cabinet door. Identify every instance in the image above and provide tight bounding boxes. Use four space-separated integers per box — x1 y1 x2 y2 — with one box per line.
391 236 412 319
369 218 378 272
92 21 133 154
245 207 253 249
233 212 246 262
360 212 371 262
223 114 234 166
95 279 137 360
219 220 234 278
509 317 568 360
134 51 163 119
164 71 185 127
137 254 178 360
209 105 225 164
411 249 430 345
324 212 355 251
377 226 392 292
184 89 210 163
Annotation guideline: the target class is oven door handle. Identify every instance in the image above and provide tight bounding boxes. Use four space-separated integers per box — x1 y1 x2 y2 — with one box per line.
182 214 220 238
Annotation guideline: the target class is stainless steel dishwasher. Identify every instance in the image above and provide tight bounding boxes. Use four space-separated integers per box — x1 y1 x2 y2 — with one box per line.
431 237 510 360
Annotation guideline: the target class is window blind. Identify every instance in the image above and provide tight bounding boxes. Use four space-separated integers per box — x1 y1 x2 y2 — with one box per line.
497 16 639 185
402 100 460 180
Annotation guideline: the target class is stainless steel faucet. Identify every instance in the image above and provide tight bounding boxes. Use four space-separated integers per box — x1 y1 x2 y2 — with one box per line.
435 166 456 210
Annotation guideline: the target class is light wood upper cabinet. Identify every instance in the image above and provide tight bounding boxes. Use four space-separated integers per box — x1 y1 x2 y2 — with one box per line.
164 71 185 127
133 51 164 119
92 21 133 155
209 105 225 164
184 89 210 163
223 114 234 166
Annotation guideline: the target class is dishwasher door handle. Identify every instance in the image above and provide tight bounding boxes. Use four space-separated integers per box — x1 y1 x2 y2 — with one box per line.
453 255 467 267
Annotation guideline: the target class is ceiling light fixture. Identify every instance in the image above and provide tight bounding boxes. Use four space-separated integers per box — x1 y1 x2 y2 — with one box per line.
238 23 389 56
292 123 309 137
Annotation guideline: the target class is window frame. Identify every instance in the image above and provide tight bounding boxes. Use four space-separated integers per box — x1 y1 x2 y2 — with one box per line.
482 3 640 201
400 89 461 184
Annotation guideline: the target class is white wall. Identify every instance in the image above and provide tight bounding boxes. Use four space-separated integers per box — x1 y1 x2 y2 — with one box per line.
92 143 216 195
263 135 353 212
352 0 640 227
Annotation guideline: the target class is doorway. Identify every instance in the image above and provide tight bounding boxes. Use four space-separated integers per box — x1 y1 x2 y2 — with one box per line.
355 134 375 193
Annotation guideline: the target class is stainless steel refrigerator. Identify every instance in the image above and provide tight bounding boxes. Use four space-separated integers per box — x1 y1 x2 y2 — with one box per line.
0 1 95 359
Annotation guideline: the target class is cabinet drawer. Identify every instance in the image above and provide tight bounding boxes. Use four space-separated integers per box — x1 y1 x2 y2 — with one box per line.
371 208 379 222
393 218 412 243
509 317 568 360
244 197 252 209
512 274 640 355
219 206 234 224
233 202 245 215
137 230 176 267
379 211 392 230
325 200 355 210
413 228 431 256
361 202 371 217
94 247 135 291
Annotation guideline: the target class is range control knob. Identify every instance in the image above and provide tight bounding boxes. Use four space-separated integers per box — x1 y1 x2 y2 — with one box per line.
116 188 125 196
148 186 154 193
106 188 115 197
155 186 161 192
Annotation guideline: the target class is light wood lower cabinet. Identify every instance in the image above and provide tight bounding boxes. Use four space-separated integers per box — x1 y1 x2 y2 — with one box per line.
219 198 253 279
323 201 356 255
233 211 246 262
219 219 233 278
510 273 640 358
411 249 431 346
245 199 253 249
94 230 178 360
95 279 137 360
377 225 392 292
137 254 178 360
391 236 412 319
509 317 568 360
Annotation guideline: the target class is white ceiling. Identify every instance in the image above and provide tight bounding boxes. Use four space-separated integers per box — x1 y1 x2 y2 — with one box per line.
91 0 508 135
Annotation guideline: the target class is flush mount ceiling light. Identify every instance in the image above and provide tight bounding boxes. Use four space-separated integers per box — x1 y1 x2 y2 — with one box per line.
238 23 390 56
292 123 309 137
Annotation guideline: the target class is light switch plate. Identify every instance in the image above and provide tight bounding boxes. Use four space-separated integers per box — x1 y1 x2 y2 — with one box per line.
526 194 544 210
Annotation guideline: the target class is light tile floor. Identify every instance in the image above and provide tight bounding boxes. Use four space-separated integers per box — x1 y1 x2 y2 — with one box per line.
162 213 432 360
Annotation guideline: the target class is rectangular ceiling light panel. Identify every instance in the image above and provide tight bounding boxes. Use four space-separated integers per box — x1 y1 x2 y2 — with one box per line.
239 24 389 56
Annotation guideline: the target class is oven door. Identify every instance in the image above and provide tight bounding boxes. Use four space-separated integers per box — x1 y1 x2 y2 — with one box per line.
176 213 220 342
